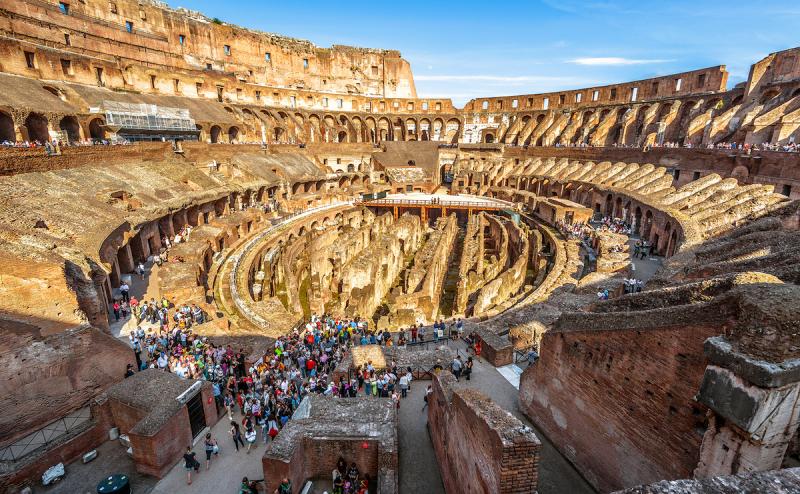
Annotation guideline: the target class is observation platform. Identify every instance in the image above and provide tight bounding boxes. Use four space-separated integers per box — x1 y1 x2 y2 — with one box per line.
360 193 514 221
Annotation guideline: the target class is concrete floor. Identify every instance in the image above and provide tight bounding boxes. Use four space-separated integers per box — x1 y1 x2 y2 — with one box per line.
38 439 157 494
149 408 268 494
109 260 162 341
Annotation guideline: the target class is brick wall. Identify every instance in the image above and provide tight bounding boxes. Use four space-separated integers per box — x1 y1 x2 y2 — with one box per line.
519 324 720 492
429 373 540 494
303 438 380 484
129 407 193 478
0 399 114 492
477 330 514 367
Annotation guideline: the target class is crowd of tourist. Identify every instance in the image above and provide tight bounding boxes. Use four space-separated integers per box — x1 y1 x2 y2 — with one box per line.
127 306 476 491
0 138 130 149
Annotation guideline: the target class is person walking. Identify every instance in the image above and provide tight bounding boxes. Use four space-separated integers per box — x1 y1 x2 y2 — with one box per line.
399 372 410 398
464 357 474 381
203 432 219 469
421 384 433 411
244 425 257 454
451 356 463 381
183 446 199 485
230 421 245 452
120 282 130 303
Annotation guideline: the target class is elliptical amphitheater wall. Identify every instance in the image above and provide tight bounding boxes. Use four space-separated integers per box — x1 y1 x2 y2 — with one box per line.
1 1 800 493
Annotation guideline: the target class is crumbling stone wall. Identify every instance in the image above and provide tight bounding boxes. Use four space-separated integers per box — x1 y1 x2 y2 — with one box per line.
429 372 541 494
385 213 458 326
338 213 422 319
473 218 530 314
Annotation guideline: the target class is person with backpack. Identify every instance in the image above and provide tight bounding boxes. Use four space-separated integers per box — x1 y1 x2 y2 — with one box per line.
183 445 199 484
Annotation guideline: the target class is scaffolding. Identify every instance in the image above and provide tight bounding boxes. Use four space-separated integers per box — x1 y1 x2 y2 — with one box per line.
103 101 197 132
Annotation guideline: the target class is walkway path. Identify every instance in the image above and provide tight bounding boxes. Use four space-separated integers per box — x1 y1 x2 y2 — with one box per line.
109 259 161 340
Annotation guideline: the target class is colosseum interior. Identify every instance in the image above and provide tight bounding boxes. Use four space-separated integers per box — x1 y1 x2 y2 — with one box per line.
1 1 800 493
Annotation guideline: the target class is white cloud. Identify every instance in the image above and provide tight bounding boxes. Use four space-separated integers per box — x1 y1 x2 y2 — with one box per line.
568 57 673 66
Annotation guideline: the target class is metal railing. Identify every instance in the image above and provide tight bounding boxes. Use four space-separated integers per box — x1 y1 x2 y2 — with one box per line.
0 406 92 462
360 198 505 209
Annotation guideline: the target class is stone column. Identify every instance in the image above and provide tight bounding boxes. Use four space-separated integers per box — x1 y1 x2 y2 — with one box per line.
695 335 800 478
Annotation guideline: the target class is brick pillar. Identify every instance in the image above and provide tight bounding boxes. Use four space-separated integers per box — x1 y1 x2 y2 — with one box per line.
117 243 135 274
694 336 800 478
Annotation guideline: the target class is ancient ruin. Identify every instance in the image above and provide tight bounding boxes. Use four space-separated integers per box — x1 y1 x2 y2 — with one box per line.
1 1 800 493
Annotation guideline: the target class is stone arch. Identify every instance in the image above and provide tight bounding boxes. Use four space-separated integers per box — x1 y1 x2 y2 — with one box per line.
730 165 750 180
445 118 461 143
433 118 444 140
668 228 679 257
210 125 222 143
58 115 81 143
419 118 431 140
633 206 642 235
365 117 377 143
642 209 654 239
604 193 613 216
0 111 14 142
89 117 106 141
378 117 391 142
228 126 240 143
24 112 49 143
760 89 781 104
292 182 303 195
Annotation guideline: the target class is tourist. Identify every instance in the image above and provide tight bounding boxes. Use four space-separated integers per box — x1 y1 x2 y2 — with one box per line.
464 357 474 381
136 261 146 280
398 371 410 398
239 477 259 494
120 281 130 302
204 432 219 470
451 356 463 381
124 363 135 378
347 462 360 485
183 445 199 485
230 421 245 452
244 424 257 454
422 384 433 410
276 478 292 494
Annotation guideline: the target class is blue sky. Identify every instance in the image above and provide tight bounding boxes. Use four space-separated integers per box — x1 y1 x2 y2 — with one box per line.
174 0 800 106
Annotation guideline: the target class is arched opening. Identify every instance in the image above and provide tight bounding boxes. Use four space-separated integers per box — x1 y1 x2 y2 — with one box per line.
642 210 654 239
337 131 347 143
484 133 495 143
228 126 239 143
633 206 642 235
0 111 15 142
25 113 49 143
347 163 355 173
210 125 221 143
668 229 678 257
58 116 81 143
604 194 613 216
760 90 780 105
